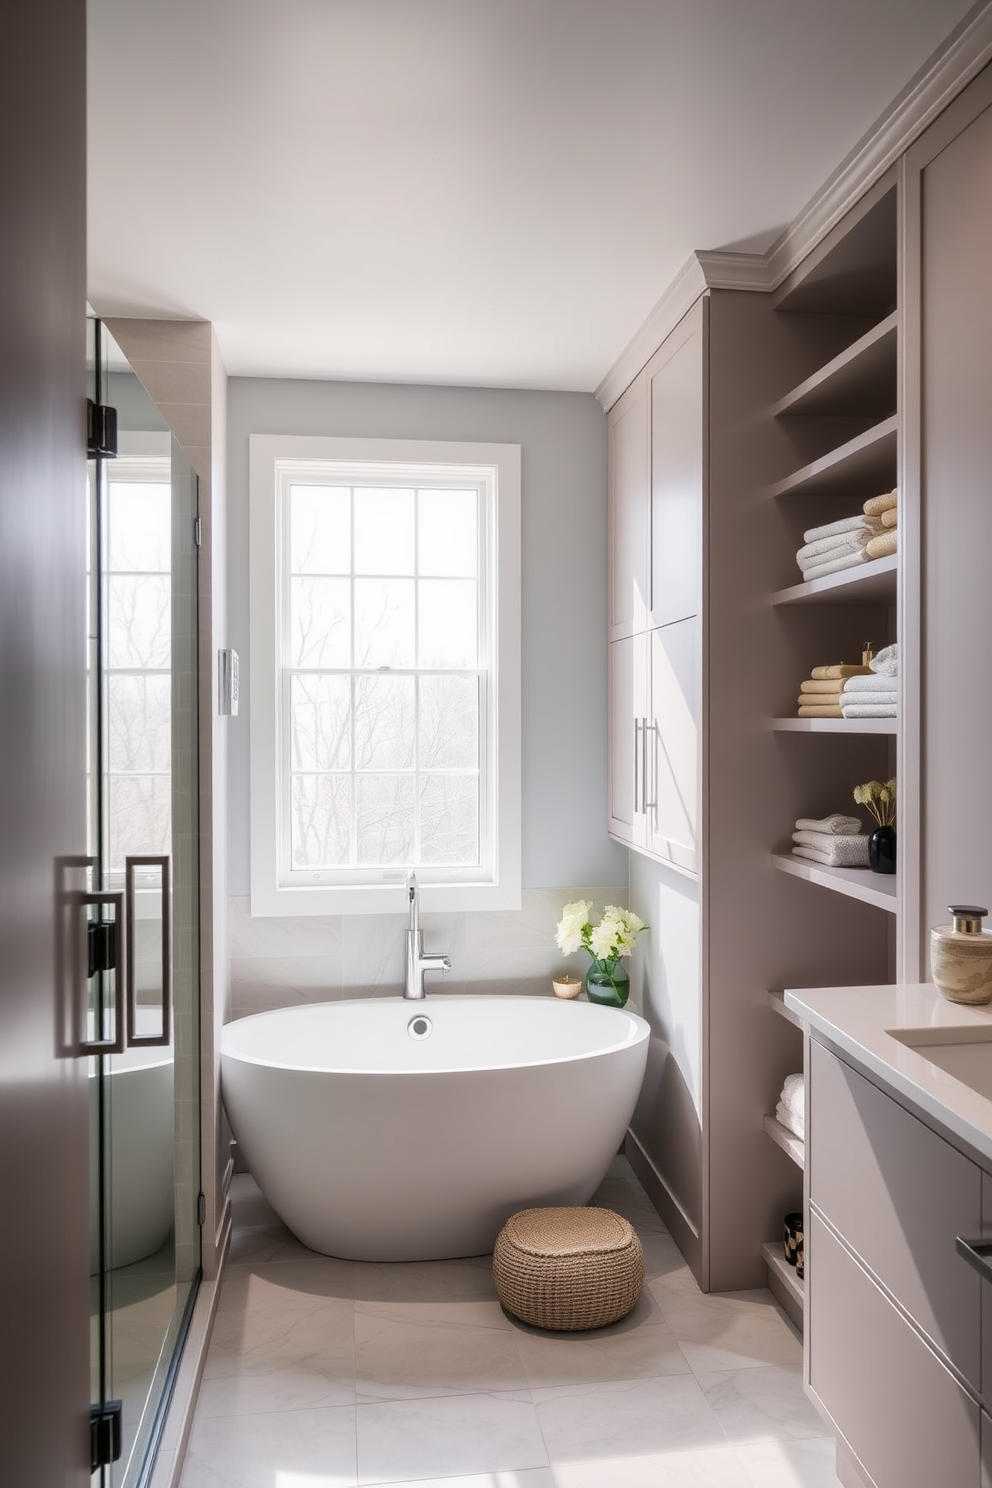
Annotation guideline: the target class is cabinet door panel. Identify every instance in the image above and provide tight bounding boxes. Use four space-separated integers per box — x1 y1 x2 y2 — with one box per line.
810 1041 982 1388
646 617 699 872
809 1212 980 1488
608 372 649 639
608 634 648 846
648 299 705 629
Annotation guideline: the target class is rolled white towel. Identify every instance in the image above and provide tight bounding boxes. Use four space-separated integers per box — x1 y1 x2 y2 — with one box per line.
803 514 884 544
842 674 899 694
801 550 872 583
776 1100 805 1141
869 643 898 677
780 1072 804 1117
841 702 897 718
795 814 863 835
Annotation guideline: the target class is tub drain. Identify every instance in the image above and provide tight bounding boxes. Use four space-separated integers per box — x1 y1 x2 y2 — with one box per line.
407 1014 433 1040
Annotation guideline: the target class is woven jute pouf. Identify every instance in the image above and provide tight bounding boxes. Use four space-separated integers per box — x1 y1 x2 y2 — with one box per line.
493 1206 644 1331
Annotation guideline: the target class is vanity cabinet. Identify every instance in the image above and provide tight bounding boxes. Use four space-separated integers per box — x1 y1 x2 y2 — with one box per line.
606 298 704 873
808 1037 992 1488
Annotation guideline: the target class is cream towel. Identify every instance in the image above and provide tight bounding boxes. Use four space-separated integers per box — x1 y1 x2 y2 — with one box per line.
802 514 884 544
799 679 846 695
841 702 897 718
811 663 872 680
797 530 874 565
795 815 864 835
798 704 843 718
866 530 897 560
802 550 872 583
881 508 898 529
843 673 898 694
870 643 899 677
792 836 871 867
863 489 898 518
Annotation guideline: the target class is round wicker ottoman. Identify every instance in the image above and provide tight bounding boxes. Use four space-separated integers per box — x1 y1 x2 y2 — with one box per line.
493 1206 644 1331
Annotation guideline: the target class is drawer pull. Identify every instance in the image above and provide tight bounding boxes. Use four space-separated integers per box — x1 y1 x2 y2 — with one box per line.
955 1234 992 1282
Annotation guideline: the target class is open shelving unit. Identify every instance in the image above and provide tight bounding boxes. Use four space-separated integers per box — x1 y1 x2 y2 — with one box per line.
759 176 901 1331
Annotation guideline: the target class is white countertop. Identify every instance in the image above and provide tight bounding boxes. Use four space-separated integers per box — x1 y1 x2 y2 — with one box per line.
785 982 992 1167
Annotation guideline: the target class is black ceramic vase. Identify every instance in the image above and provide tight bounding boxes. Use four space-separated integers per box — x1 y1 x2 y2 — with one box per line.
868 824 896 874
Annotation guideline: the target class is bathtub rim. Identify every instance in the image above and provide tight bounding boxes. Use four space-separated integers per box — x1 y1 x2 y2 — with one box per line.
220 994 649 1077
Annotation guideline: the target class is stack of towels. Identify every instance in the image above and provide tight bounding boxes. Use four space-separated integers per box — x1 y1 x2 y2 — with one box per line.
794 486 899 582
840 642 898 719
776 1074 804 1142
797 660 871 718
791 813 869 868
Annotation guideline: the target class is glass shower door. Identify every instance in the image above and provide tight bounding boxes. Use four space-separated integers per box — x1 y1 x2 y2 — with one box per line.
86 317 202 1488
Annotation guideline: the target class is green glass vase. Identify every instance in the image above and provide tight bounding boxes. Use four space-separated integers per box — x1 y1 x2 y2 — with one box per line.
584 957 630 1008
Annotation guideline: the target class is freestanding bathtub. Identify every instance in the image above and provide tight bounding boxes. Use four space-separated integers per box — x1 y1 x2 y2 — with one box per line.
221 995 650 1261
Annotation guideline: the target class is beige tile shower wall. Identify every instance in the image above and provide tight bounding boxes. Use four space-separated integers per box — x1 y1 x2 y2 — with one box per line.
229 887 627 1018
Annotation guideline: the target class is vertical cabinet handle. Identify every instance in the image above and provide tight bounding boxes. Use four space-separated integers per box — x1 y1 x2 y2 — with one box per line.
956 1235 992 1282
125 855 171 1049
642 717 655 814
633 718 641 814
77 891 126 1055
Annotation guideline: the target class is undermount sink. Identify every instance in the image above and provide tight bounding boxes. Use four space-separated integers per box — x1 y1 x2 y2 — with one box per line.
888 1024 992 1102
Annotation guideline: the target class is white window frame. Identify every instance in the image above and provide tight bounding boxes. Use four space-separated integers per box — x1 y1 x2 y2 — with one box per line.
249 433 521 915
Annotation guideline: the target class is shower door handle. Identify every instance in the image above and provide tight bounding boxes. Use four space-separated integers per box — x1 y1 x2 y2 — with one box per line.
77 891 126 1055
125 855 171 1049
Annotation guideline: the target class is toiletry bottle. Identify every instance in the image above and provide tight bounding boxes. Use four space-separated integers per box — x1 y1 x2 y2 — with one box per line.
930 905 992 1005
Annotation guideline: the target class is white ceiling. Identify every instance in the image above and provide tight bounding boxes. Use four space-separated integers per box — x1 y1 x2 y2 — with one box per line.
87 0 975 392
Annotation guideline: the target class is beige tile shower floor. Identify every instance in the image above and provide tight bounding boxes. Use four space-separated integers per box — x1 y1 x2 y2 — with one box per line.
178 1160 840 1488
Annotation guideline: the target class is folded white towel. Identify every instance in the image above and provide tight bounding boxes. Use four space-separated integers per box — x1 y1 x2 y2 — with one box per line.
796 531 874 566
795 814 863 835
801 550 872 583
841 693 897 710
792 833 871 867
802 514 884 544
869 643 899 677
840 702 897 718
776 1100 805 1141
842 674 899 694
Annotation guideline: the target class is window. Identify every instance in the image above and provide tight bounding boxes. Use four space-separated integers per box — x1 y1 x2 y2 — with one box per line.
249 435 521 914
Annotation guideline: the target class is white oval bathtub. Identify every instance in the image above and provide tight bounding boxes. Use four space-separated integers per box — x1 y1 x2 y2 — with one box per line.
221 995 650 1261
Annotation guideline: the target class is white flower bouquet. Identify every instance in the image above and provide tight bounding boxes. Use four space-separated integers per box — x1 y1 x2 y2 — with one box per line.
554 900 646 1006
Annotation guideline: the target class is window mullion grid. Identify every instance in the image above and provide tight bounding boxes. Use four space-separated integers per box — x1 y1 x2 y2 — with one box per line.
348 487 358 869
280 473 295 879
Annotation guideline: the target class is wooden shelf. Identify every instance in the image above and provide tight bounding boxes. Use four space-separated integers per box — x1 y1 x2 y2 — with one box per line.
772 716 896 734
770 415 897 501
772 554 897 607
762 1241 805 1324
767 989 805 1029
772 312 898 419
763 1114 805 1169
772 852 898 911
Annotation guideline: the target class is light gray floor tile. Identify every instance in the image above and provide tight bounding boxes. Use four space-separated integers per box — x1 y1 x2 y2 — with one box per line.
353 1254 501 1306
514 1311 689 1388
736 1435 844 1487
226 1221 321 1266
356 1392 548 1484
202 1297 355 1393
552 1443 753 1488
355 1307 529 1400
649 1285 802 1374
361 1468 557 1488
218 1256 354 1311
697 1363 827 1444
533 1373 729 1460
180 1404 357 1487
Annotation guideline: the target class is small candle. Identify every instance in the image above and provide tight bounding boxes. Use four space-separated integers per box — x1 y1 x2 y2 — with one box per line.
552 975 582 999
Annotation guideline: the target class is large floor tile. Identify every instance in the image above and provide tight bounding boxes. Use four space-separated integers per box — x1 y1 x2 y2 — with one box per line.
180 1404 357 1487
533 1373 728 1461
697 1363 827 1444
355 1308 529 1400
218 1256 355 1312
552 1443 753 1488
514 1310 689 1388
356 1391 548 1484
352 1254 501 1307
202 1297 355 1396
649 1286 802 1374
226 1221 321 1267
361 1468 557 1488
736 1435 843 1488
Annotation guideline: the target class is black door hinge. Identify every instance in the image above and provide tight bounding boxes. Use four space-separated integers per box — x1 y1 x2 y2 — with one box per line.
87 399 119 458
90 1401 123 1471
87 918 118 978
197 1191 206 1226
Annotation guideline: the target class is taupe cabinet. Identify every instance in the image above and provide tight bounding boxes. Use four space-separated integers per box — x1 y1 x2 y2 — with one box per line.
808 1039 992 1488
607 298 704 874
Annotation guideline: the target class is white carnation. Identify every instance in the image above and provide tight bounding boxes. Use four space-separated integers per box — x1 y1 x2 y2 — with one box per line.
555 900 592 955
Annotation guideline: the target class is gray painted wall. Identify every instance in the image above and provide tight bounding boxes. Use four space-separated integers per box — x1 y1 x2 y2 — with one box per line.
225 377 626 1007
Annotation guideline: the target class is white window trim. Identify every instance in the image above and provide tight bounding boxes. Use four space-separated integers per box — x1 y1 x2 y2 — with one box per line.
248 433 521 916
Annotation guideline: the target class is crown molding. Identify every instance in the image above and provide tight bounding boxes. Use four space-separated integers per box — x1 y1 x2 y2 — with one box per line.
595 250 768 411
596 0 992 410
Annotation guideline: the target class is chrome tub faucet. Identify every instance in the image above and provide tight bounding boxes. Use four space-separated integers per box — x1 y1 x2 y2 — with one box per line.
404 871 451 999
